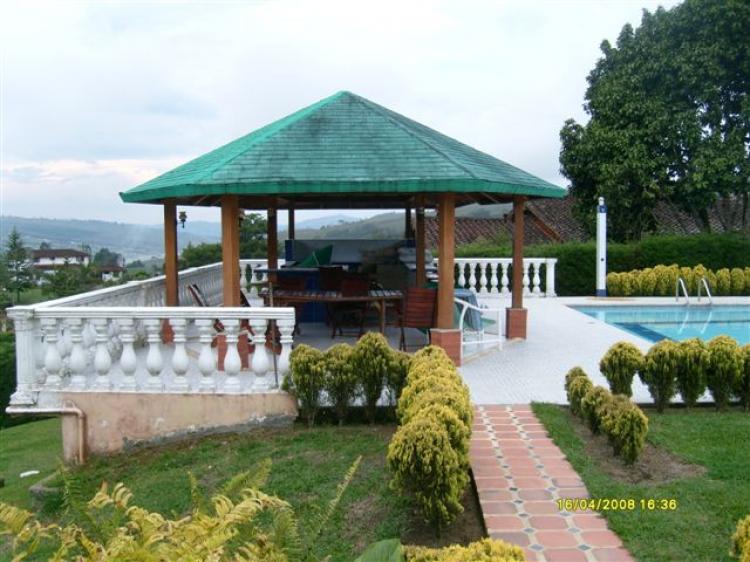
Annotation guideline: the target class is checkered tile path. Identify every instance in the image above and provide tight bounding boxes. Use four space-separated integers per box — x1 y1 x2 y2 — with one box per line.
471 405 635 562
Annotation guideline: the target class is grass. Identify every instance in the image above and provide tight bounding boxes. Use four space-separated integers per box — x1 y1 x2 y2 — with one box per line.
533 404 750 562
0 419 457 561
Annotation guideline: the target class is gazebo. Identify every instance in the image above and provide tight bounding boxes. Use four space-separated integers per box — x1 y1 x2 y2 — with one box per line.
120 91 566 361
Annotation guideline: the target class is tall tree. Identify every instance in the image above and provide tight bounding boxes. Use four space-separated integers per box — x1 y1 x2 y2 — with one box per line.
4 227 33 302
93 247 122 267
560 0 750 241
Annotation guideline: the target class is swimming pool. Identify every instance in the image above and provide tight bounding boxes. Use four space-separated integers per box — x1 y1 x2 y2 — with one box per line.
571 305 750 345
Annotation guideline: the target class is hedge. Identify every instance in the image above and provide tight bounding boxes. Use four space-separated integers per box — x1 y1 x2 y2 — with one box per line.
456 233 750 296
608 264 750 297
565 368 649 463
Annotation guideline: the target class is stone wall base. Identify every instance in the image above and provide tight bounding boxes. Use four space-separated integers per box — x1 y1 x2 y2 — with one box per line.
59 391 298 462
430 328 462 366
506 307 528 339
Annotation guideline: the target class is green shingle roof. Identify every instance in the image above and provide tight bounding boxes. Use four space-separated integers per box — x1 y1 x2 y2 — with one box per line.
120 91 566 204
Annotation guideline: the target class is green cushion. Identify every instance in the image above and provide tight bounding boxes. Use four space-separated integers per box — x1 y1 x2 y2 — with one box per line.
297 245 333 267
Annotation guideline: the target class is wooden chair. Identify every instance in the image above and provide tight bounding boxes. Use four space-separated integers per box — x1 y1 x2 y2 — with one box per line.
330 275 370 338
275 277 307 335
398 287 437 351
319 266 344 325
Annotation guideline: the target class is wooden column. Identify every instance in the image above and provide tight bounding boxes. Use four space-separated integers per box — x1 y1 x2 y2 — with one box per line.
436 193 455 329
404 204 412 239
220 195 241 306
163 200 179 306
415 199 426 287
267 204 278 281
507 195 528 339
287 207 295 240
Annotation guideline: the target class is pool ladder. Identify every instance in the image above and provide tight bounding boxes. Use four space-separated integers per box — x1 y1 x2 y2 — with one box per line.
675 277 713 306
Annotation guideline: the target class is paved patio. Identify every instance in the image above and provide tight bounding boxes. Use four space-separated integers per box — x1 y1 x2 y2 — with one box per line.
472 405 634 562
460 297 655 405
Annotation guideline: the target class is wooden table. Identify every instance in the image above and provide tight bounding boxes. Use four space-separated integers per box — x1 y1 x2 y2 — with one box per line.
261 288 403 334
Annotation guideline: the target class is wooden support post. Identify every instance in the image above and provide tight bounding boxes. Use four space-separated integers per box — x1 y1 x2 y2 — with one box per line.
221 195 241 306
436 193 455 329
163 200 179 306
415 198 426 287
287 207 295 240
267 203 278 282
507 195 528 339
404 204 412 239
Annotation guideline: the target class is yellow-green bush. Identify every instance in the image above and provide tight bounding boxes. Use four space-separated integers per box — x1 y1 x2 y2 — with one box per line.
411 345 454 368
599 342 644 397
600 395 648 464
581 386 611 434
677 338 709 408
352 332 394 424
324 343 358 425
607 263 750 297
387 416 468 533
387 350 412 402
732 515 750 562
716 268 732 296
406 358 462 387
398 373 469 416
707 335 743 411
399 387 474 430
564 367 592 417
404 538 526 561
409 403 470 458
286 344 326 426
641 340 680 413
739 345 750 411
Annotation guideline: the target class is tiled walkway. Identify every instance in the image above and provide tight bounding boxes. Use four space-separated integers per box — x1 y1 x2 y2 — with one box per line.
472 405 634 562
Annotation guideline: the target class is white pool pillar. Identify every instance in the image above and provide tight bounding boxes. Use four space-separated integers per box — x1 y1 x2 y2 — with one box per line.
596 196 607 297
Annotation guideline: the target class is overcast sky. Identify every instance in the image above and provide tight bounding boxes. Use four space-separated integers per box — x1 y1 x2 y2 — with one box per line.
0 0 680 225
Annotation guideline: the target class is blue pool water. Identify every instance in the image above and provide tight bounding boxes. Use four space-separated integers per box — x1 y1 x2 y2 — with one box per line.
571 305 750 345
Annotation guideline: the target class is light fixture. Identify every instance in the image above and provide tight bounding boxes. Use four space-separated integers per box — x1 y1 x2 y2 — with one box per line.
178 211 187 228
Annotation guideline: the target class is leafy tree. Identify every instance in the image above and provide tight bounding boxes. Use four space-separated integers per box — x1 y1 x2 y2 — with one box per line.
560 0 750 241
38 241 51 250
93 248 122 267
4 227 33 302
42 264 100 298
179 213 269 268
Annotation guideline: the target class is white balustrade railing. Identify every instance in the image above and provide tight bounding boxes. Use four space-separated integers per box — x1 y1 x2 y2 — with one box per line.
452 258 557 297
7 306 296 408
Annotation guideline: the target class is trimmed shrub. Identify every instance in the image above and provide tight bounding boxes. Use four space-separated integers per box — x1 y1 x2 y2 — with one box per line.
732 515 750 562
564 367 592 416
286 344 325 426
641 340 680 412
387 416 469 533
599 342 644 397
323 343 358 425
352 332 394 424
409 403 470 458
600 396 648 464
731 268 746 295
737 345 750 411
676 338 709 408
716 268 732 296
580 386 611 434
412 345 453 367
404 538 527 561
387 350 412 403
399 385 473 429
706 335 743 411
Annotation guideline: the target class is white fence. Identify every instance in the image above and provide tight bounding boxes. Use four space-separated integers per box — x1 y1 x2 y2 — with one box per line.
453 258 557 297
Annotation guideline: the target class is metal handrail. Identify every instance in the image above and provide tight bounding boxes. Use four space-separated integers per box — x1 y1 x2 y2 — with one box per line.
697 277 713 305
675 277 690 305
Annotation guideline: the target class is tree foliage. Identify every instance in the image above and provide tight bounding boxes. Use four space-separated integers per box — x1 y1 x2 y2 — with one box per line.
560 0 750 241
4 227 33 302
180 213 269 269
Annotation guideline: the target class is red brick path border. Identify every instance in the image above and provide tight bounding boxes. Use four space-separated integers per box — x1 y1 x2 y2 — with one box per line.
471 405 635 562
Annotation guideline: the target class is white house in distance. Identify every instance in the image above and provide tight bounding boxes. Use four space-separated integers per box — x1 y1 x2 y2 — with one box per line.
31 248 91 280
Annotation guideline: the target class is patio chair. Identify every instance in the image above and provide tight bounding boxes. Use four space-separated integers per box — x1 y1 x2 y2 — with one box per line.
330 275 371 338
398 287 437 351
319 266 344 325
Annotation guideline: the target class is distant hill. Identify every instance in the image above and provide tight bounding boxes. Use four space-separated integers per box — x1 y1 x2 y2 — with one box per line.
0 205 508 260
0 216 218 261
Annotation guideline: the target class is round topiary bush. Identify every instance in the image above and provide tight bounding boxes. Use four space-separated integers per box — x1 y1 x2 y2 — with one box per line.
706 335 743 411
408 403 470 458
676 338 709 408
641 340 680 413
286 344 326 427
599 342 644 397
323 343 358 425
398 387 474 430
580 386 611 434
387 416 469 534
352 332 394 424
387 350 412 402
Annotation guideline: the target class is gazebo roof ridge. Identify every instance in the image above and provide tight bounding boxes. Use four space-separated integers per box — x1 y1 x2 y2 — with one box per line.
120 90 567 204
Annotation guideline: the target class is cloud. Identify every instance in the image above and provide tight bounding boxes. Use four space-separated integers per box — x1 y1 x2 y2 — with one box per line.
0 0 681 223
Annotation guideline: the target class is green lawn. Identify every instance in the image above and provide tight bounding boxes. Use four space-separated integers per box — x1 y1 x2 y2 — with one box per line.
0 419 479 561
533 404 750 562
